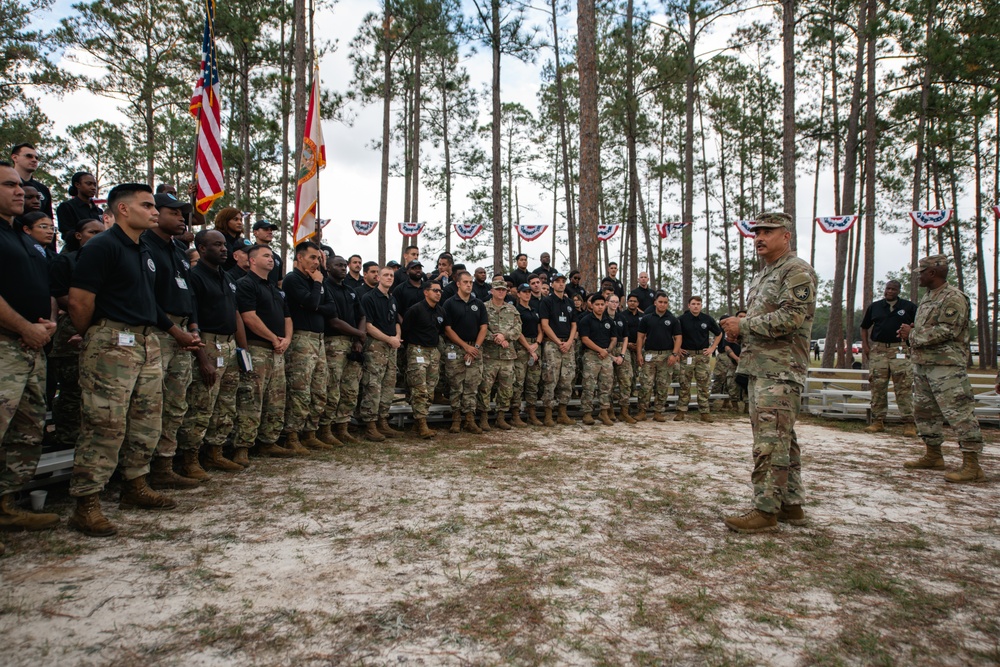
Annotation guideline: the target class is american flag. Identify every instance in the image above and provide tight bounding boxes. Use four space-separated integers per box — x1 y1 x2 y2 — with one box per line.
189 0 224 215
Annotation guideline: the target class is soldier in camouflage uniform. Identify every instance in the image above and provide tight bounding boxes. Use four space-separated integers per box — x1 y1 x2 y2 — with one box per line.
477 279 522 430
607 295 637 424
578 294 618 425
442 270 488 434
860 280 917 436
400 280 445 438
0 164 60 544
512 283 543 426
636 292 682 421
235 245 293 458
900 255 986 483
675 296 722 422
539 274 578 426
722 212 816 534
360 266 403 441
320 255 367 445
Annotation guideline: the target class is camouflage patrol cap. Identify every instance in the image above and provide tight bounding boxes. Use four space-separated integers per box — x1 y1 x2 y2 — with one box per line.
491 278 507 289
918 254 949 271
753 212 793 229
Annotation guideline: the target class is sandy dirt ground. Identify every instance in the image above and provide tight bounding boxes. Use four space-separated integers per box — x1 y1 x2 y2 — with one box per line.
1 413 999 666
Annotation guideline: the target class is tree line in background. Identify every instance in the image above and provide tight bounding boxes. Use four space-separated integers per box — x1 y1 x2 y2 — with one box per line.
2 0 999 368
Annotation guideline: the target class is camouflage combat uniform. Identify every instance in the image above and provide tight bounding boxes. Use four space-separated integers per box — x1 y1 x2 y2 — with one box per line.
0 336 47 496
478 300 521 412
909 283 982 453
360 339 398 422
579 314 616 411
737 251 817 514
235 344 287 447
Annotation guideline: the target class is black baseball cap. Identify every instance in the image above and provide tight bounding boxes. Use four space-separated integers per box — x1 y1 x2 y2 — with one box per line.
153 193 192 214
517 283 531 292
387 260 401 268
253 220 278 231
406 260 423 269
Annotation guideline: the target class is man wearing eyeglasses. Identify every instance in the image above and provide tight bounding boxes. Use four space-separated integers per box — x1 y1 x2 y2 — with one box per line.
10 143 52 219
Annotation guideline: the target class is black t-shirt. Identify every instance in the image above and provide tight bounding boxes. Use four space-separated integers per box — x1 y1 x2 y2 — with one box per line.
629 286 655 311
516 302 540 339
188 261 238 335
860 298 918 343
141 230 194 322
236 273 289 342
361 288 399 337
678 311 722 350
402 300 445 347
282 268 330 333
539 293 576 340
393 281 425 320
639 309 681 351
56 197 103 242
73 225 162 328
620 309 641 344
578 312 615 349
326 278 363 335
0 218 50 326
443 294 487 343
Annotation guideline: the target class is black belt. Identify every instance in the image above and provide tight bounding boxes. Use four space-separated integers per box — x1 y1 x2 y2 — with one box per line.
247 339 274 349
94 318 155 336
295 330 324 339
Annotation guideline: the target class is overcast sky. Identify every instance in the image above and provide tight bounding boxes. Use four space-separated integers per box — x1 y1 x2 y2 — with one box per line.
32 0 985 299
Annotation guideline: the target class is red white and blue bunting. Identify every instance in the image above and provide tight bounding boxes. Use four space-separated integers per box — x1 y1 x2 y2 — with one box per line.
515 224 548 241
351 219 378 236
909 210 953 229
318 218 331 230
655 221 690 238
454 223 483 240
398 221 425 236
734 220 756 238
815 215 857 234
597 224 620 241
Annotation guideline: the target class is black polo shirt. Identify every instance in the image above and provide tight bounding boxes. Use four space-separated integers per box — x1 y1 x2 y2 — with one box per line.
355 282 374 300
566 283 587 301
227 265 248 283
188 261 237 335
508 268 530 287
860 298 918 343
540 293 576 340
678 311 721 350
267 249 284 287
392 281 425 319
325 278 363 335
724 338 742 360
73 224 162 328
344 274 361 289
236 272 289 341
49 250 78 299
578 312 615 349
141 229 194 321
443 294 487 343
282 268 330 333
56 197 103 242
529 295 542 311
639 310 681 351
620 309 641 344
611 311 627 343
0 217 50 326
602 276 625 298
402 299 445 347
532 264 556 281
516 302 540 339
361 288 399 337
441 280 459 302
221 230 248 271
629 286 655 311
472 280 491 302
22 177 53 218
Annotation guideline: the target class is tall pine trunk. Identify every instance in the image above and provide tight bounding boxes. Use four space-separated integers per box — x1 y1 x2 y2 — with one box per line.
782 0 796 247
577 0 599 290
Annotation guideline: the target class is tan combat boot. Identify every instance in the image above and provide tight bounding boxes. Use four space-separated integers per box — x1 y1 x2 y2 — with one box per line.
147 456 200 490
526 406 543 426
902 422 918 438
179 450 212 481
598 409 614 426
864 419 885 433
581 411 595 426
364 421 386 441
903 444 945 470
302 430 334 451
635 408 647 422
700 412 713 423
231 448 251 468
944 451 986 483
449 413 462 434
723 508 778 534
283 431 312 456
653 413 667 422
119 475 177 511
495 412 512 431
205 445 244 471
378 418 403 438
463 412 483 435
620 405 637 425
413 417 435 439
317 424 344 447
542 407 556 427
510 410 527 428
335 422 361 444
673 411 686 422
556 405 575 425
608 408 617 423
0 493 59 531
776 504 807 526
259 441 296 458
479 411 492 432
68 494 117 537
